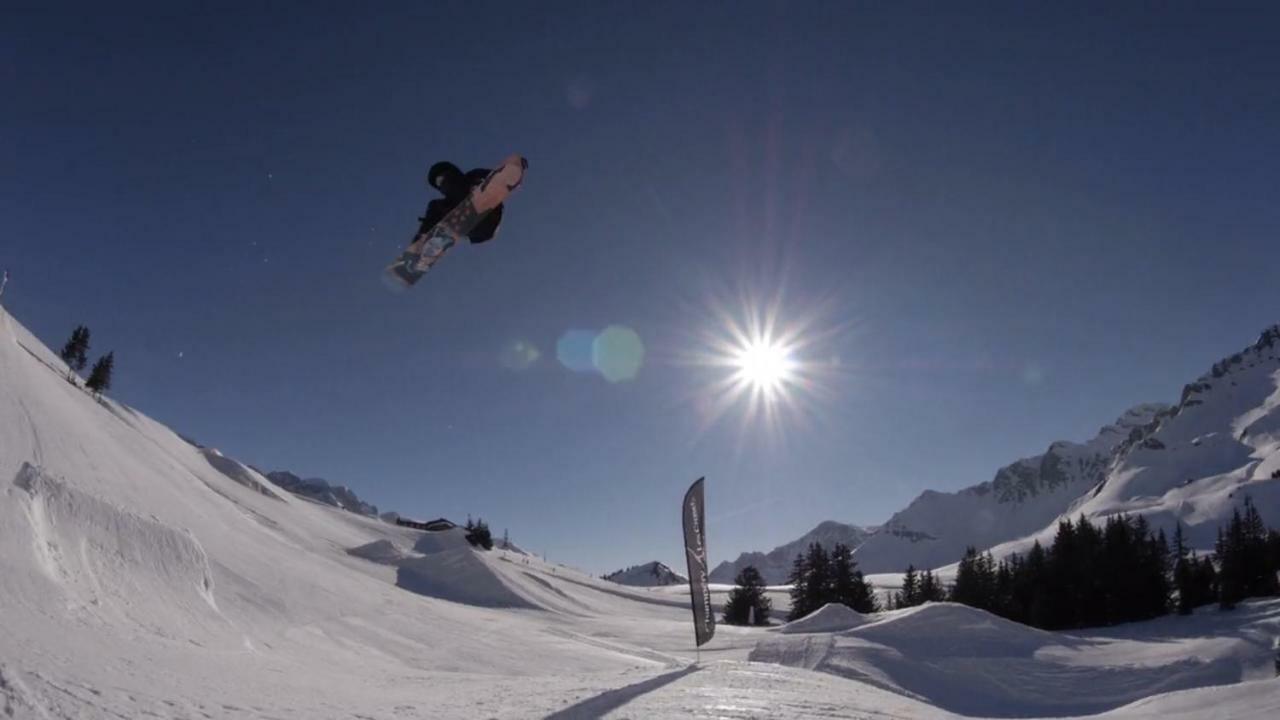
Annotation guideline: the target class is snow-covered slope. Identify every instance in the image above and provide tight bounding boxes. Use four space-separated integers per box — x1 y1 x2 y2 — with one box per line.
604 561 687 587
710 520 875 585
264 469 379 516
0 307 701 716
3 304 1278 719
984 325 1280 561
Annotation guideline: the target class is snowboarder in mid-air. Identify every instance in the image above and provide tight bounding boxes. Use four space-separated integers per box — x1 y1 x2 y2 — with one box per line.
385 154 526 288
419 161 504 245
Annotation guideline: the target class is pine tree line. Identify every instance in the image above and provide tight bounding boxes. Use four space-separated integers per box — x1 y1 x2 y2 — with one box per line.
947 514 1173 630
464 516 493 550
1214 497 1280 609
786 542 878 621
935 500 1280 630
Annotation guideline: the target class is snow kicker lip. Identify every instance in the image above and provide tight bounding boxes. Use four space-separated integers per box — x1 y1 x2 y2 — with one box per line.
10 463 224 629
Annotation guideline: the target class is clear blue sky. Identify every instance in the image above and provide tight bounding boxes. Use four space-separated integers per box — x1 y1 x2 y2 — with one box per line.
4 2 1279 575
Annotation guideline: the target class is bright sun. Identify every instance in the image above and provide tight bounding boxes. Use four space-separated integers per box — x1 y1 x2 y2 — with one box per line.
678 286 846 441
734 340 795 392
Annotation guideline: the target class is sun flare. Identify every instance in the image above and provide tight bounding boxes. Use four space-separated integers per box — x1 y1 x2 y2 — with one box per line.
674 285 851 443
733 339 796 392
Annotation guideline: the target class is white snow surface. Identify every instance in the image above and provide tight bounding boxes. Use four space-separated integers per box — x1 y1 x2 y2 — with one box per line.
779 603 870 634
754 600 1280 718
2 306 1280 719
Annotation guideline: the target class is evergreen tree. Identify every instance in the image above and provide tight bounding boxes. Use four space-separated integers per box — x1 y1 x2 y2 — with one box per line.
85 352 114 396
950 548 985 608
1217 510 1246 609
723 566 773 626
829 543 854 607
918 568 946 603
1021 541 1051 628
785 553 810 622
829 543 878 613
896 565 920 609
1173 523 1192 615
1242 497 1279 597
994 557 1017 620
59 325 90 378
802 542 832 617
1045 517 1083 629
1145 527 1173 619
1196 555 1219 607
1181 551 1218 612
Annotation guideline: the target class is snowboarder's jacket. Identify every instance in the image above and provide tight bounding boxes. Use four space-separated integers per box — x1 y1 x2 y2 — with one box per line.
418 164 504 244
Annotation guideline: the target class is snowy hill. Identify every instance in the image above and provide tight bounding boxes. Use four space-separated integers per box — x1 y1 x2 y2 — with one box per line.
264 469 379 517
0 307 696 716
3 304 1279 719
710 520 874 585
983 325 1280 561
604 561 687 587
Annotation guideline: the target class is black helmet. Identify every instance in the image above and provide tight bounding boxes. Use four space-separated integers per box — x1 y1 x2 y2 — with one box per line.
428 161 463 191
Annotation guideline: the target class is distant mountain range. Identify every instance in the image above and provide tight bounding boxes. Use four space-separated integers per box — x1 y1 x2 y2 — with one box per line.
263 470 379 517
717 325 1280 581
603 561 686 587
848 403 1167 574
710 521 874 585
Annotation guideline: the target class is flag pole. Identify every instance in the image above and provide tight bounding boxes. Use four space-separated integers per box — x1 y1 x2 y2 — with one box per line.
682 476 714 664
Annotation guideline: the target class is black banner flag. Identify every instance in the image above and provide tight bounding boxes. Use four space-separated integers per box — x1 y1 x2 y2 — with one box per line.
682 477 715 647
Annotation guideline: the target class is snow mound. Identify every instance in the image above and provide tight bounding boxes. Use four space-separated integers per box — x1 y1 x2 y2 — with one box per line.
397 550 536 610
752 601 1275 717
346 539 407 565
5 462 223 634
347 527 538 609
780 603 869 634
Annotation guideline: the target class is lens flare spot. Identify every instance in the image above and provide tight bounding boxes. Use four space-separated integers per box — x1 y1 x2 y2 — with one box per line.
592 325 645 383
499 340 540 370
557 330 597 373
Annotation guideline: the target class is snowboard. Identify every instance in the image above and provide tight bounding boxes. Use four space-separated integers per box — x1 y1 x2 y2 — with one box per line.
384 155 527 288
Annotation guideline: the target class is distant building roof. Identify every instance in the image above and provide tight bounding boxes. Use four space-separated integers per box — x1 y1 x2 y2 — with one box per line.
395 517 456 532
